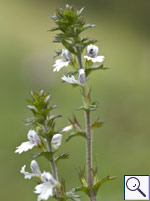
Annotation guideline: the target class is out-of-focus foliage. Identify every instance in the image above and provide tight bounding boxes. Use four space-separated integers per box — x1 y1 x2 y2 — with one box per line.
1 0 150 201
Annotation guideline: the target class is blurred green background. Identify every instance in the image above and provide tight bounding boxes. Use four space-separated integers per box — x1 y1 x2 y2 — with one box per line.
1 0 150 200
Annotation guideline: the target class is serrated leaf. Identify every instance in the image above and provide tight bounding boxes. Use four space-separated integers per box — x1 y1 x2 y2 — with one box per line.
55 153 69 164
32 152 54 161
53 50 62 58
81 24 95 32
83 39 97 49
65 71 77 77
68 115 82 131
91 119 104 129
74 187 91 196
77 168 88 187
77 7 84 16
85 64 109 76
26 105 37 112
91 168 99 185
66 191 81 201
66 131 86 142
50 114 62 121
62 40 76 54
93 175 117 195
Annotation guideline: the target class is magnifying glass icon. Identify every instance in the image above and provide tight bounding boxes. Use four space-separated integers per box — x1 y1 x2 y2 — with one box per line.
126 177 146 197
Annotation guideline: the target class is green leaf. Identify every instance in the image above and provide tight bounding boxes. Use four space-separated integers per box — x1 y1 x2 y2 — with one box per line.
66 190 81 201
62 40 76 54
91 119 104 129
32 152 42 159
53 50 62 58
65 71 77 77
26 105 37 113
50 114 62 121
85 64 109 76
25 117 36 126
66 131 86 142
78 24 95 34
74 187 91 196
77 7 84 16
32 152 54 161
68 115 82 131
83 39 97 49
50 26 60 32
77 168 88 187
77 102 99 111
55 153 69 164
93 175 117 195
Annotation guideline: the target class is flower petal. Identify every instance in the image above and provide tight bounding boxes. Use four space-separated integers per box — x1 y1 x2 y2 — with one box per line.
53 59 70 72
62 49 72 61
84 55 104 63
62 125 73 132
51 134 62 150
34 183 53 201
87 44 99 57
30 160 41 175
27 130 41 145
78 69 86 85
15 141 35 154
41 172 53 183
62 75 81 85
20 165 36 179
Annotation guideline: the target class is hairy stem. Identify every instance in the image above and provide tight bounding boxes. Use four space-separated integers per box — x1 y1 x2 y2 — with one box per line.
74 38 97 200
76 47 83 69
83 86 97 201
47 140 60 200
76 46 97 200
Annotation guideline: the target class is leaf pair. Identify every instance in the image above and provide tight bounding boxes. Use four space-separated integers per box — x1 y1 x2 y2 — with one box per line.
75 175 117 197
32 151 69 164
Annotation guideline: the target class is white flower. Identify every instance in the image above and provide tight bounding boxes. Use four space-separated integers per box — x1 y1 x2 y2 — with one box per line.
20 160 41 179
34 172 58 201
62 125 73 133
15 130 41 154
62 69 86 86
51 134 62 150
53 49 72 72
62 75 81 85
78 69 86 85
84 44 104 63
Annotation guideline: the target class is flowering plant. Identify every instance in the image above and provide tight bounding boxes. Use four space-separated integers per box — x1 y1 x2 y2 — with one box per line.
16 5 116 201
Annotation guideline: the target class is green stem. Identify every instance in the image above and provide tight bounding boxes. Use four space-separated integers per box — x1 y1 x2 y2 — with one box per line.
47 140 60 200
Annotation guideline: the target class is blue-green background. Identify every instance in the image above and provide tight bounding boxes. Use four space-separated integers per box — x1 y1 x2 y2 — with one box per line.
1 0 150 200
